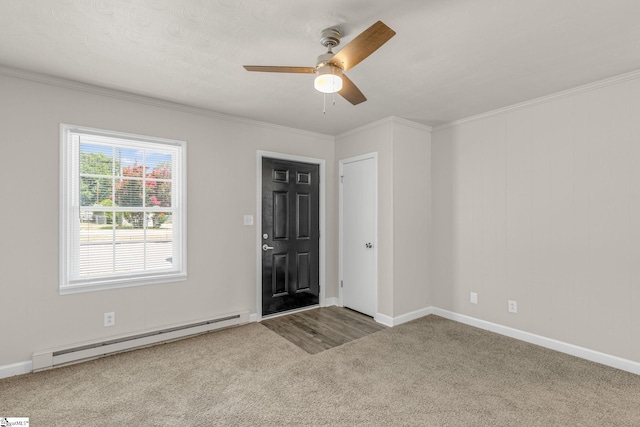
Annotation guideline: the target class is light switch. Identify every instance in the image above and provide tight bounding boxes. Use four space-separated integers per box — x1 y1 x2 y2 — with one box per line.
243 215 254 226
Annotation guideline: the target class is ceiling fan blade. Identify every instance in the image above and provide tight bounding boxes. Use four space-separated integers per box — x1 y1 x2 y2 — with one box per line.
330 21 396 72
339 74 367 105
243 66 316 74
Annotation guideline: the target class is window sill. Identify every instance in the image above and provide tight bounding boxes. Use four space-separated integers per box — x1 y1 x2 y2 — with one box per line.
60 273 187 295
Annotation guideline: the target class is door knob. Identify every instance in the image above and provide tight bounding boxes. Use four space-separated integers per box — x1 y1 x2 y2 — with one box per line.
262 244 274 251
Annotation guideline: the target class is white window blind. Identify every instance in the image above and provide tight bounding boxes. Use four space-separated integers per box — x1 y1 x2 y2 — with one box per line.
60 124 187 294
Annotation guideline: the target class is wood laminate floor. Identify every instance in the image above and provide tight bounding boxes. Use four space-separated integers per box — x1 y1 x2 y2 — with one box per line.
261 306 387 354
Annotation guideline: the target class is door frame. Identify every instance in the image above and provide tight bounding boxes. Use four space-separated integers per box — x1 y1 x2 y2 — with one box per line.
256 151 326 321
339 152 378 313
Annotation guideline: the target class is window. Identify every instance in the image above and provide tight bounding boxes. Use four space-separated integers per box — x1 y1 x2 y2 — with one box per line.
60 124 186 294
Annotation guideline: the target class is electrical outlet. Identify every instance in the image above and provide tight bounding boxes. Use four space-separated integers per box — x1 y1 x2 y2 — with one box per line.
243 215 254 226
104 312 116 327
470 292 478 304
508 300 518 313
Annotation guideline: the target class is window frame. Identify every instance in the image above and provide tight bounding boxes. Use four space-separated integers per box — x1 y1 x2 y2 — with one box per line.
60 124 187 294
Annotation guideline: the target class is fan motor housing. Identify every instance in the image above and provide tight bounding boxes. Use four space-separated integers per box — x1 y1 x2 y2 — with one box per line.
320 28 341 49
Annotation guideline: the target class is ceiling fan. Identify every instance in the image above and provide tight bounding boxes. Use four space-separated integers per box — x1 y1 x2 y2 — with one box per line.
243 21 396 105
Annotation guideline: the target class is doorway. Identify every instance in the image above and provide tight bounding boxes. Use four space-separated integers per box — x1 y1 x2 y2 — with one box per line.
339 153 377 317
257 152 325 319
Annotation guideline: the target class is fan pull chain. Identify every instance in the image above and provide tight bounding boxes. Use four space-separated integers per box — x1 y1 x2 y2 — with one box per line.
321 92 338 114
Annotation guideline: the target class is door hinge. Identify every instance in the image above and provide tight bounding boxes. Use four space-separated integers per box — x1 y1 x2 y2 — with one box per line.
340 175 344 183
341 280 343 288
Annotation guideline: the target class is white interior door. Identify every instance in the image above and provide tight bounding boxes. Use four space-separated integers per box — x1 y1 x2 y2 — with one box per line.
340 154 376 317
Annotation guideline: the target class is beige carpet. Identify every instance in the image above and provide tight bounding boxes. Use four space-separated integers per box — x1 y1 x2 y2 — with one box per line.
1 315 639 426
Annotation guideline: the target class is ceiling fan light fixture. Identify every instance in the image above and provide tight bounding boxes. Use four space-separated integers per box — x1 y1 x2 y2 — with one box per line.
314 65 343 93
244 21 395 105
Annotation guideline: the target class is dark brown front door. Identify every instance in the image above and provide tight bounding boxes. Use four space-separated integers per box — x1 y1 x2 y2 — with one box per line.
262 157 320 316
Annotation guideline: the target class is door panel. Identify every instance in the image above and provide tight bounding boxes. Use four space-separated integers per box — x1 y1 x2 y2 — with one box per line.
273 254 288 296
341 156 376 317
273 192 288 240
262 157 320 316
297 252 310 290
297 194 310 238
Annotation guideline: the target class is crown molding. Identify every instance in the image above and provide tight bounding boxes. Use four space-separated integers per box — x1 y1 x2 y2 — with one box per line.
389 116 433 132
0 65 334 142
336 116 394 139
336 116 432 140
433 68 640 132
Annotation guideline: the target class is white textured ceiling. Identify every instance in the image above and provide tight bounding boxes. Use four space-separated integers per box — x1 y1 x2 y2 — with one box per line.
2 0 640 135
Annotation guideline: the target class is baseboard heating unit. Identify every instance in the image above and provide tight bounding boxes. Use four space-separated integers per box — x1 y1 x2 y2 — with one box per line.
32 311 249 371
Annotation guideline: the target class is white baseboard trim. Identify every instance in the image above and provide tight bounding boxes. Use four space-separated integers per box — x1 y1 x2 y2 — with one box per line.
431 307 640 376
393 307 434 326
6 307 637 378
324 297 339 307
249 313 258 323
375 307 433 327
374 313 394 327
0 361 33 380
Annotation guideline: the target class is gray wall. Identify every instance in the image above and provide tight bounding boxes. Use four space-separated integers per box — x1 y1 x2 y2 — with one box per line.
0 72 338 366
4 63 638 372
392 123 432 316
431 75 640 363
336 118 431 320
336 120 395 317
